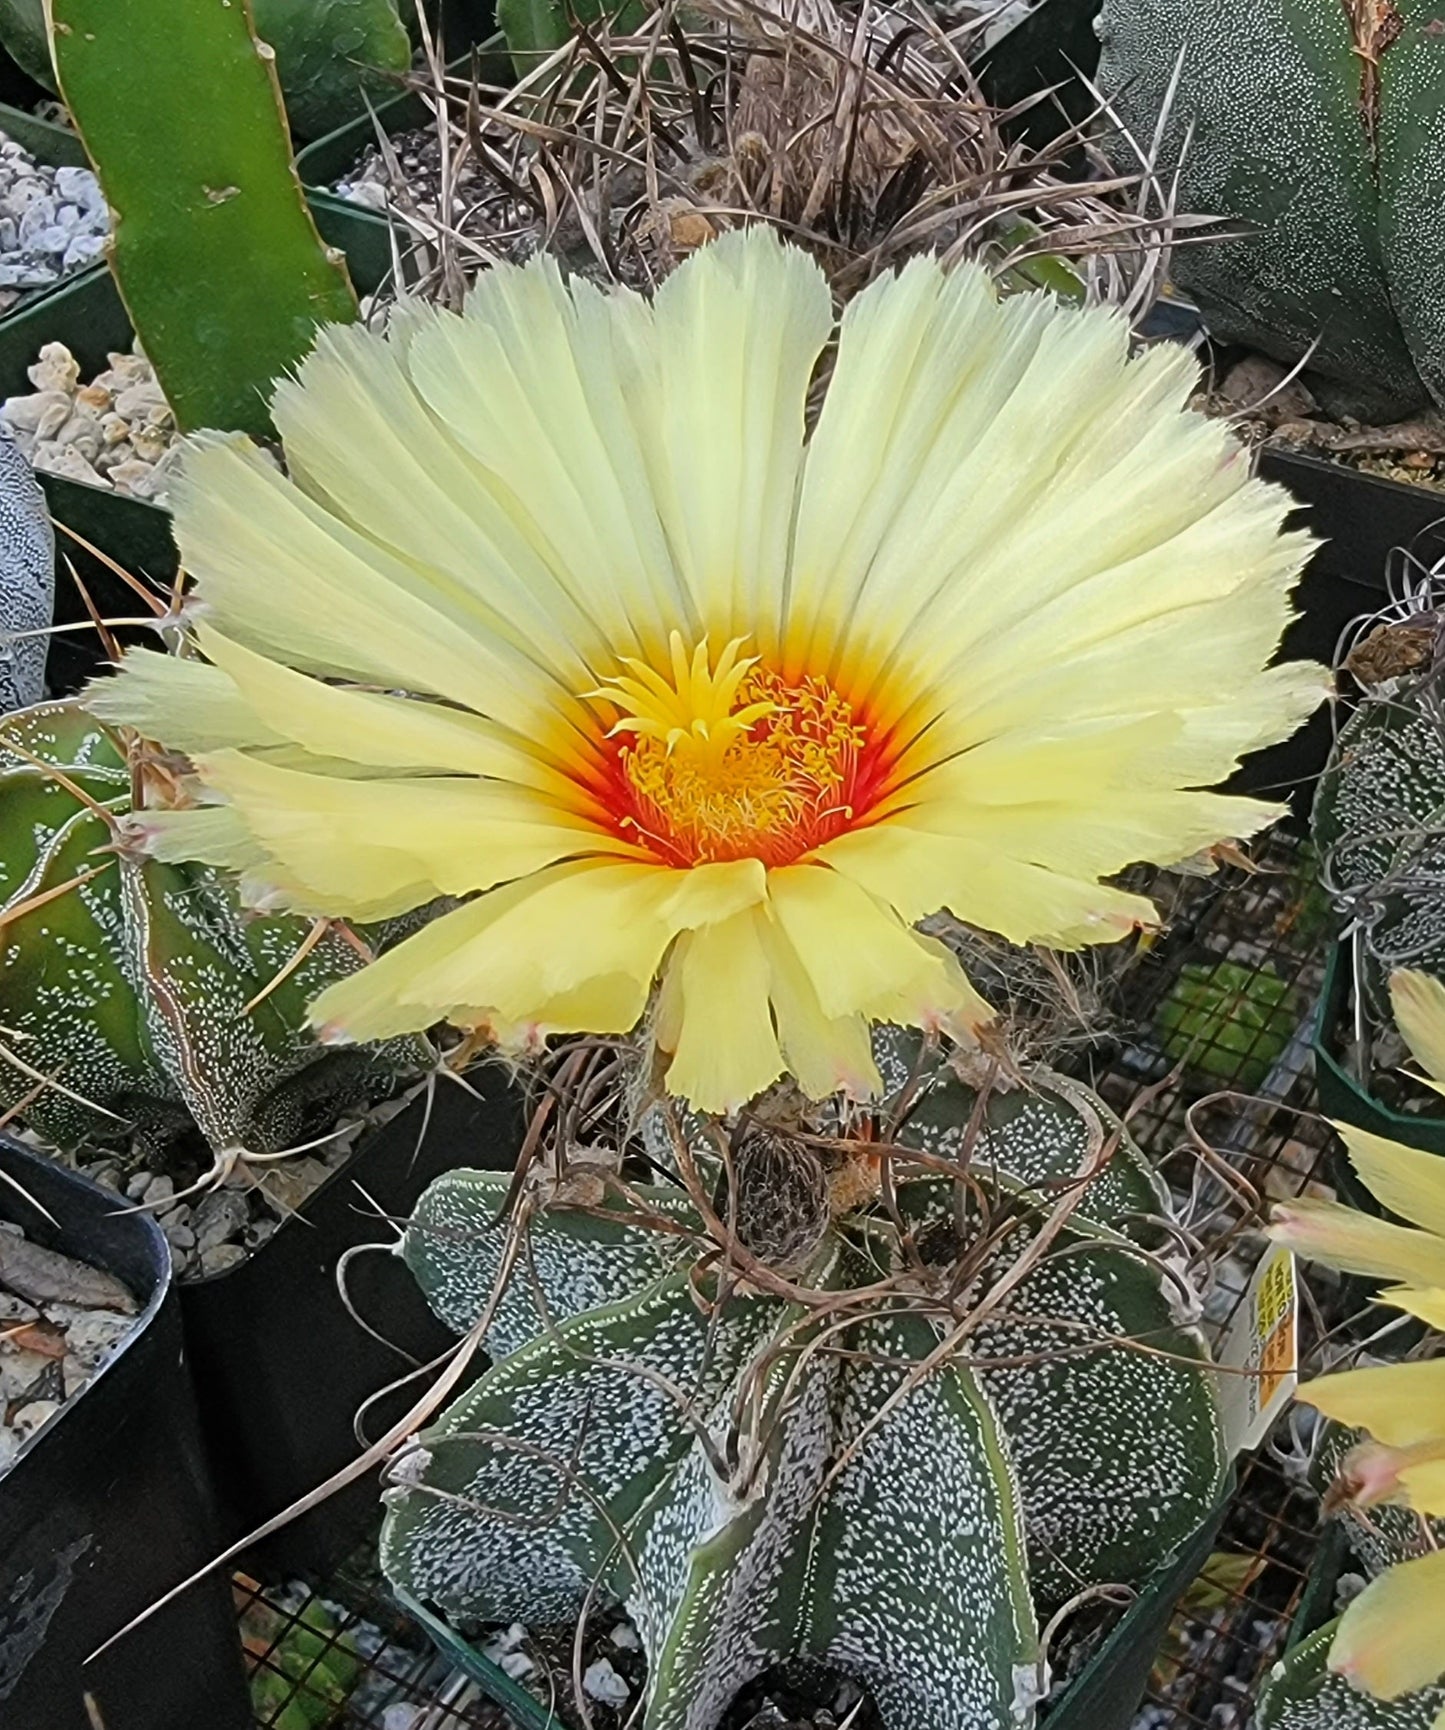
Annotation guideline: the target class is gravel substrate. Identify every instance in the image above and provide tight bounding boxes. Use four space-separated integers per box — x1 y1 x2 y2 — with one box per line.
0 340 180 501
71 1112 372 1282
0 1218 140 1471
0 131 107 312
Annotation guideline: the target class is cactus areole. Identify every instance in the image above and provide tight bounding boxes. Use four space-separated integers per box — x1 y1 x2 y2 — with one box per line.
1096 0 1445 421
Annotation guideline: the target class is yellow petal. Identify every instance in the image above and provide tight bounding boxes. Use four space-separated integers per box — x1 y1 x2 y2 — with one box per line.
274 311 630 678
85 649 284 753
1401 1453 1445 1514
193 624 577 798
766 861 990 1029
1391 969 1445 1092
656 856 767 928
1329 1549 1445 1698
1296 1359 1445 1449
661 906 784 1114
123 804 268 872
171 435 561 733
401 257 688 665
311 862 672 1042
1269 1197 1445 1289
1383 1286 1445 1330
756 917 882 1101
631 225 833 643
195 749 626 920
1340 1121 1445 1239
817 822 1157 948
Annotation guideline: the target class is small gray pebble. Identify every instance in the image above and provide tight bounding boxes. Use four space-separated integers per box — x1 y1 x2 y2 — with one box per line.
197 1243 246 1277
11 1399 60 1439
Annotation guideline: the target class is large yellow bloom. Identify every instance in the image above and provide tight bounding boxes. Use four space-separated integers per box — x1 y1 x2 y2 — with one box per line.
1271 969 1445 1712
91 227 1323 1113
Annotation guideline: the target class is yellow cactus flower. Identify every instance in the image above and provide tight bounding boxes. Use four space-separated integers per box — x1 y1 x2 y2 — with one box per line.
91 227 1323 1114
1270 966 1445 1707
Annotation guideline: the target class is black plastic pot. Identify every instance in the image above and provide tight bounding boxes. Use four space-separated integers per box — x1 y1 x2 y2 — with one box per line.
0 1134 251 1730
182 1067 523 1579
977 0 1102 149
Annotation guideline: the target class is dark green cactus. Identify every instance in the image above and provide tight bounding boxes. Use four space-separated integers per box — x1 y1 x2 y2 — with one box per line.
1096 0 1445 421
0 0 409 141
0 699 424 1156
380 1054 1227 1730
1255 1622 1445 1730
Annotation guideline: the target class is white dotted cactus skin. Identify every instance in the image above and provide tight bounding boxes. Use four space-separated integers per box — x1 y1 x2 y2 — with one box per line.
0 699 423 1152
384 1065 1227 1730
1311 677 1445 1021
1096 0 1445 420
1256 1623 1445 1730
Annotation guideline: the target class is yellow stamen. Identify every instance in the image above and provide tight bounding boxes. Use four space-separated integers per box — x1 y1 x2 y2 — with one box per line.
589 634 867 866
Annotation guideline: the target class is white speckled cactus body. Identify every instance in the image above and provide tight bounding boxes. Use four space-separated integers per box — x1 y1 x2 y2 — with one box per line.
1096 0 1445 421
0 426 53 714
1256 1622 1445 1730
1311 664 1445 1015
0 699 424 1153
380 1054 1228 1730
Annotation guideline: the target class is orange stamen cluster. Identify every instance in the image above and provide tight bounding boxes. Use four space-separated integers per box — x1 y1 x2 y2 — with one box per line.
589 635 884 867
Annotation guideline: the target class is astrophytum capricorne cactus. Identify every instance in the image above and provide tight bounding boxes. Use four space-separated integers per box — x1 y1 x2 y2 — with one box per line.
379 1045 1227 1730
1096 0 1445 422
1312 650 1445 1021
0 699 424 1156
0 426 52 716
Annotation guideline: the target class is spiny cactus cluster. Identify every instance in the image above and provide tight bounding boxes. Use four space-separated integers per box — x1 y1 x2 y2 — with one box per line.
380 1041 1227 1730
1096 0 1445 421
0 699 424 1158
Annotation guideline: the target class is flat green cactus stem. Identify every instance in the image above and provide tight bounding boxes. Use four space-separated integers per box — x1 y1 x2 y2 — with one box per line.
1096 0 1445 421
382 1063 1227 1729
1255 1622 1445 1730
46 0 360 437
0 700 422 1156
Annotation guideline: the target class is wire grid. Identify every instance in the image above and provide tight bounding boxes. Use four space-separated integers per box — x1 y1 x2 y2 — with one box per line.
240 825 1344 1730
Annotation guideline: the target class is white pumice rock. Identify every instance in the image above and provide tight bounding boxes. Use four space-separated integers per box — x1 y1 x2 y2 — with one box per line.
1 341 179 503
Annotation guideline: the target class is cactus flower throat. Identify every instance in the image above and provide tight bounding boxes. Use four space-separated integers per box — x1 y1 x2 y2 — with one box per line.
92 225 1323 1114
592 636 890 869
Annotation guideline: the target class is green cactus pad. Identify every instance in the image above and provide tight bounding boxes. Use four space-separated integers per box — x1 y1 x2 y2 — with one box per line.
251 0 410 140
0 701 422 1153
1256 1622 1445 1730
49 0 360 437
624 1309 1039 1730
384 1066 1224 1728
875 1027 1167 1227
890 1173 1227 1608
